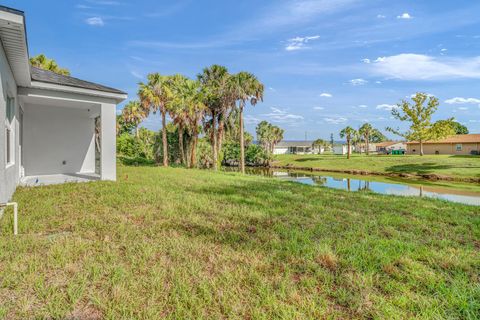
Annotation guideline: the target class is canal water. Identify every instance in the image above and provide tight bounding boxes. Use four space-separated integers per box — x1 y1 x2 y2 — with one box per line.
223 167 480 206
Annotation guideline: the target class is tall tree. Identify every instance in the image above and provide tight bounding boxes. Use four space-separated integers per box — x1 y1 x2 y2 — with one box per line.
169 74 191 165
359 123 373 155
230 72 264 174
387 93 455 156
330 133 334 150
339 126 356 159
198 65 231 170
138 73 173 166
29 54 70 75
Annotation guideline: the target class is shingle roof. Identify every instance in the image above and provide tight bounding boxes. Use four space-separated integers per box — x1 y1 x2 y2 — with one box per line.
376 141 405 147
30 66 126 95
406 134 480 144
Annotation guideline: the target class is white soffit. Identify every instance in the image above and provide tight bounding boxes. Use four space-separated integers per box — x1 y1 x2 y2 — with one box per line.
0 8 30 87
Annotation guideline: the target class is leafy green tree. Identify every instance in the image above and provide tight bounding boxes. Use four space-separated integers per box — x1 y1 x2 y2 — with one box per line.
138 73 174 166
436 120 469 135
339 126 356 159
387 93 455 156
116 115 136 136
369 129 387 143
358 123 373 155
29 54 70 75
229 71 264 174
312 139 328 153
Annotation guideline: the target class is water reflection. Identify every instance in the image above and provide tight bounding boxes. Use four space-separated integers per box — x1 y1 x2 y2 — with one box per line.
223 167 480 206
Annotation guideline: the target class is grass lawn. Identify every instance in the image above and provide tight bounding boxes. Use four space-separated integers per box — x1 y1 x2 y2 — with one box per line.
273 154 480 181
1 165 479 319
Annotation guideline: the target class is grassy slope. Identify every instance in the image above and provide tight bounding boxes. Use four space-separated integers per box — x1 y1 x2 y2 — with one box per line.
273 154 480 180
0 166 479 319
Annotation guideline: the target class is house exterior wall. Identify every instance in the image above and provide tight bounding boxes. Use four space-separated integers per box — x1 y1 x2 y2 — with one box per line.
0 43 20 203
23 103 96 176
407 143 479 155
273 147 288 155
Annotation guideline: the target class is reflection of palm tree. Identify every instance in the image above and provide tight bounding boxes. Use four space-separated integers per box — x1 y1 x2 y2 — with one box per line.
312 176 327 186
358 181 371 192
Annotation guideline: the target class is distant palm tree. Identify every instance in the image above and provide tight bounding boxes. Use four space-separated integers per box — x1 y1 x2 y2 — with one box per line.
122 100 147 137
359 123 373 155
138 73 173 166
29 54 70 76
339 126 356 159
184 79 206 168
230 72 264 174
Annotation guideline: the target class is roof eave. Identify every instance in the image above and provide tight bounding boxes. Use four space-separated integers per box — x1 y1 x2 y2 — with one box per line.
30 80 128 103
0 7 31 87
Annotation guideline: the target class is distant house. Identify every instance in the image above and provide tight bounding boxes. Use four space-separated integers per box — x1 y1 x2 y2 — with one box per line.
274 141 323 155
354 143 377 153
406 134 480 155
376 141 406 153
333 144 353 155
0 6 127 204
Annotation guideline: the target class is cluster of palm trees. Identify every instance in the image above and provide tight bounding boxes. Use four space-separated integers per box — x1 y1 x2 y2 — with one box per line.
340 123 385 159
256 121 284 155
121 65 264 173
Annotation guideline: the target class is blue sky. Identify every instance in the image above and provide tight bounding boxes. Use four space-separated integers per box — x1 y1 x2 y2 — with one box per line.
8 0 480 139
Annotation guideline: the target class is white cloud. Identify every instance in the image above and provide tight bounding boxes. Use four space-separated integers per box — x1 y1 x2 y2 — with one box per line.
457 107 468 110
320 92 332 97
369 54 480 80
349 78 368 86
313 106 325 110
358 105 368 108
324 116 348 124
244 115 261 125
285 35 320 51
262 107 304 123
130 70 143 79
85 17 104 26
445 97 480 105
397 13 412 20
362 58 371 64
376 104 398 111
377 14 386 19
268 87 276 92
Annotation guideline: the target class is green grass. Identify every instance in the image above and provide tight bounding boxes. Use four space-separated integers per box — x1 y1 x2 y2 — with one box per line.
1 165 479 319
274 154 480 180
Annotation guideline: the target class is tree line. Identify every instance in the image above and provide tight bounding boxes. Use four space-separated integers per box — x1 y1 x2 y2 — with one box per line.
118 65 287 172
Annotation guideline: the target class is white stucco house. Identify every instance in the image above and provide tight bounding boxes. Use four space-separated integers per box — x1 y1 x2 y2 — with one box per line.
0 6 127 204
273 141 324 155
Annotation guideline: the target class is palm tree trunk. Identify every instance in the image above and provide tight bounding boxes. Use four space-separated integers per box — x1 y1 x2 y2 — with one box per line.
135 125 139 138
420 140 424 156
212 110 218 170
161 110 168 166
366 134 370 156
239 105 245 174
217 115 225 158
190 130 198 168
347 139 351 159
178 123 185 165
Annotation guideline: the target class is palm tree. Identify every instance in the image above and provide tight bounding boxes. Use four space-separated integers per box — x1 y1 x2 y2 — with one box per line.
138 73 173 167
29 54 70 75
169 75 191 165
184 79 206 168
359 123 373 155
122 100 147 137
230 72 264 174
339 126 356 159
198 65 230 171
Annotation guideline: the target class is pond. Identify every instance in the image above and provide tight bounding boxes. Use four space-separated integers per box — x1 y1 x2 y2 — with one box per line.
223 167 480 206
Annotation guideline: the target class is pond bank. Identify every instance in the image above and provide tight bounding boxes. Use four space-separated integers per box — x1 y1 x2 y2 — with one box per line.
267 164 480 184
